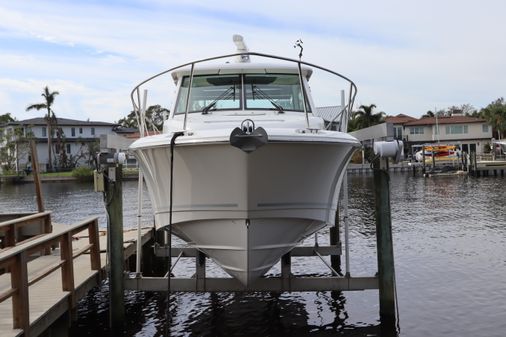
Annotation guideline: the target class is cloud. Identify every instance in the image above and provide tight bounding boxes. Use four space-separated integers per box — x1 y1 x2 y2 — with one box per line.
0 0 505 121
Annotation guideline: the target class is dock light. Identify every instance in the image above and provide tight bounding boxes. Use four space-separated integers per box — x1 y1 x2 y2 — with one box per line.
373 140 404 163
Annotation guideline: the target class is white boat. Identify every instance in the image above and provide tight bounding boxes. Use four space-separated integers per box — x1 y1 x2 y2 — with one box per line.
129 36 361 286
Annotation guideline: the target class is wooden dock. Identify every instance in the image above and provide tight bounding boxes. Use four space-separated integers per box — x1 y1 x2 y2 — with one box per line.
0 213 153 337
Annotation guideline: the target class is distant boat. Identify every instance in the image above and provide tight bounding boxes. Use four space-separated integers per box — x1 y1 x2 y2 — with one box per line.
129 35 360 286
415 144 461 163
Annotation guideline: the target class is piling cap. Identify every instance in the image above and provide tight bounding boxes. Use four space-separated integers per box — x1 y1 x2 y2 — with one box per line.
373 140 404 163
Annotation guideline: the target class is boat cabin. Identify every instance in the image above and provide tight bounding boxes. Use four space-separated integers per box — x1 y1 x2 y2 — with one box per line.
170 64 314 117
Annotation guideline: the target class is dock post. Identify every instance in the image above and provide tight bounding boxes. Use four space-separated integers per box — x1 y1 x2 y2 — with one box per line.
29 140 44 212
104 163 125 333
373 158 397 326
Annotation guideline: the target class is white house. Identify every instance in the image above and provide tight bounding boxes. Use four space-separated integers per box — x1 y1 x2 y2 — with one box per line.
1 117 118 172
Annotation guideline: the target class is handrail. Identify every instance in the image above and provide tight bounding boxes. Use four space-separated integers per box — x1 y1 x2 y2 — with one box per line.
130 51 357 133
0 211 52 250
0 216 101 332
0 211 51 229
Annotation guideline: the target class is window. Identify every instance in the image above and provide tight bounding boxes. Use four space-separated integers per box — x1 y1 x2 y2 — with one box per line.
91 127 95 136
244 74 308 112
482 124 489 133
445 125 468 134
66 143 71 154
409 127 424 135
79 127 83 134
71 127 76 137
394 126 403 139
175 74 241 114
174 73 309 114
42 127 47 137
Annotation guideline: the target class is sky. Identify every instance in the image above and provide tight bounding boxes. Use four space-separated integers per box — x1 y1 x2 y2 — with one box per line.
1 0 505 123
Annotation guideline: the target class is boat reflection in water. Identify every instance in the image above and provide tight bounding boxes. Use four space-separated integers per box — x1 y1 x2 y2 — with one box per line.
70 281 398 337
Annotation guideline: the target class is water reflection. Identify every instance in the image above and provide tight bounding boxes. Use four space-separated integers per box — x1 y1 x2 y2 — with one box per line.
70 286 391 337
2 173 506 336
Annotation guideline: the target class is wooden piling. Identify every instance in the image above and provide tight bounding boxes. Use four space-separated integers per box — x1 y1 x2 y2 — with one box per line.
104 164 125 333
373 158 397 325
29 141 44 213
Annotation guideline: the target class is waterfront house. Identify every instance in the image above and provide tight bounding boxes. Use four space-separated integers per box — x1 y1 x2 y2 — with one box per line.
385 114 418 141
403 114 492 154
0 117 117 172
349 112 492 162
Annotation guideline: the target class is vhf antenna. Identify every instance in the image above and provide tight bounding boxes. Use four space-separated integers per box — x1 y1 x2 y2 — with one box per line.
294 39 303 60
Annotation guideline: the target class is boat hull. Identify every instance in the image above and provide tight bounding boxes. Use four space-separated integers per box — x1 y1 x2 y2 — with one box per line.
133 140 357 285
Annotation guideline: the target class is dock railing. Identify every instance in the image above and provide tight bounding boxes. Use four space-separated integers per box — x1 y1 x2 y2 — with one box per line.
0 216 100 333
0 212 52 250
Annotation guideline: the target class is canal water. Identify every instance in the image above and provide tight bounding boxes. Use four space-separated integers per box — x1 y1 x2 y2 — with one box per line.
1 173 505 337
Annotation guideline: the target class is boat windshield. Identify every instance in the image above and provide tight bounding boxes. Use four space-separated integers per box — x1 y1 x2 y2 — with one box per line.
174 73 309 114
244 74 307 112
175 74 241 114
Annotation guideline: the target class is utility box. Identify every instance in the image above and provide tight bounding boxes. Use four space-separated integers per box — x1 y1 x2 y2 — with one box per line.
94 170 104 192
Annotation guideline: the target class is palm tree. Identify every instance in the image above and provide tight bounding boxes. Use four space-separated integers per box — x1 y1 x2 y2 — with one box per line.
351 104 384 130
481 98 506 139
26 86 59 171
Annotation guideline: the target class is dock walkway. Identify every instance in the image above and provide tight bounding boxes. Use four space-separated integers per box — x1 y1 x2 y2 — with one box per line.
0 215 152 337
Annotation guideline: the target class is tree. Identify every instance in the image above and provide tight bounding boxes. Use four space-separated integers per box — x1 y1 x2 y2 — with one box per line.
0 113 15 124
26 86 59 171
0 126 32 173
446 104 477 116
422 111 435 118
349 104 385 131
117 105 169 131
480 98 506 139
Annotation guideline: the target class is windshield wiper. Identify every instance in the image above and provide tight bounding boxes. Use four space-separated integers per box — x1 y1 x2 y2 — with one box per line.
251 85 284 114
202 86 236 114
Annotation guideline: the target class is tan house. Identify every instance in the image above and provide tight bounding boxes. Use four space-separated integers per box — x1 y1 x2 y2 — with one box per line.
385 114 417 140
403 115 492 154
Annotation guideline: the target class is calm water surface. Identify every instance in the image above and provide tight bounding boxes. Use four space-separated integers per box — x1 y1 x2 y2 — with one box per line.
1 173 505 337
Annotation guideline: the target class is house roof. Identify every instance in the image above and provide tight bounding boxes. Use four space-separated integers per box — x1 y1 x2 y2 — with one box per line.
5 117 117 127
404 116 485 126
385 114 417 124
314 106 343 122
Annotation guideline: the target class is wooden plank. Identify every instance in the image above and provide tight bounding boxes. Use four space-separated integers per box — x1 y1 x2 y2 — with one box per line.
28 260 65 286
72 244 93 259
0 288 17 304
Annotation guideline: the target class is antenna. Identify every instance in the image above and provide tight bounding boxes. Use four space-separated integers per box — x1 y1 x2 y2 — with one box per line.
294 39 303 60
233 34 250 63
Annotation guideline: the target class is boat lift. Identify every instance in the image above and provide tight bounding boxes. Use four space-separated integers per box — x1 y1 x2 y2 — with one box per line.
116 136 400 325
102 48 400 330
